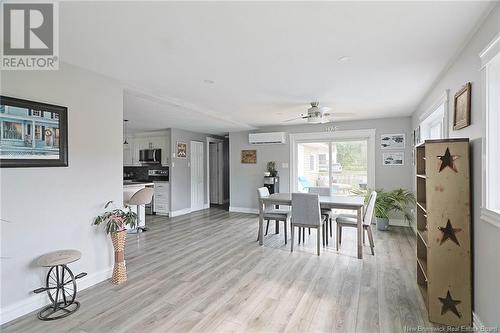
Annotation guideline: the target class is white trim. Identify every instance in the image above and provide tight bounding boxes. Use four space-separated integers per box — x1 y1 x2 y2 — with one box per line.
289 129 376 193
169 208 192 217
473 312 485 331
480 31 500 68
388 218 410 227
0 266 112 325
229 206 259 214
480 208 500 229
418 90 449 141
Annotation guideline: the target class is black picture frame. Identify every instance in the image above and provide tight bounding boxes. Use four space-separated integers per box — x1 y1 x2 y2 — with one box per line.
0 96 68 168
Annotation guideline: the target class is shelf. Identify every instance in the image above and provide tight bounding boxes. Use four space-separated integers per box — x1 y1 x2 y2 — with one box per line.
416 174 426 179
417 258 428 281
417 282 428 310
417 201 427 213
417 229 428 247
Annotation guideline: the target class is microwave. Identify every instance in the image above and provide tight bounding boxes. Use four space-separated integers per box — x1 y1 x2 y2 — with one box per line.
139 149 161 164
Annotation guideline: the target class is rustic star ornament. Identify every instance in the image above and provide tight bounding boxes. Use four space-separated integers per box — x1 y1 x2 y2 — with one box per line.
438 290 462 318
438 220 462 246
437 147 460 173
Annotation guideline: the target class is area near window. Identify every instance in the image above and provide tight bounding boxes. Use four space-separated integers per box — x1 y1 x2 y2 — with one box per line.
480 33 500 226
290 129 376 195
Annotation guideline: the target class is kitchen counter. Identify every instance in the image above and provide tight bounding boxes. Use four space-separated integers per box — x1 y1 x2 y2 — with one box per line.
123 181 155 187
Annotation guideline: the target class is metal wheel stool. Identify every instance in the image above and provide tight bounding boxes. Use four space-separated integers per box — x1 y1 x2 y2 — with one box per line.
33 249 87 321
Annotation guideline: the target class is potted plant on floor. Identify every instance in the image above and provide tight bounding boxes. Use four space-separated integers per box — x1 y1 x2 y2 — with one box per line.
373 189 415 231
93 201 137 284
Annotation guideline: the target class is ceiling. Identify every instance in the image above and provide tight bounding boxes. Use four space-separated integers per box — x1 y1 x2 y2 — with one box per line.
59 1 494 134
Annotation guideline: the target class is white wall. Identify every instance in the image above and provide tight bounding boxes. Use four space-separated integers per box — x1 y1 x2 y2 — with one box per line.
229 117 413 213
0 62 123 324
411 3 500 327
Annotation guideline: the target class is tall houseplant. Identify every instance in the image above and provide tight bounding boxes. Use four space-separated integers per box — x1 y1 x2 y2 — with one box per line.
93 201 137 284
353 188 415 231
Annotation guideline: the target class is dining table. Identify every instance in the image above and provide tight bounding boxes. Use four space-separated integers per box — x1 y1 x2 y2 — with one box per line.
258 193 366 259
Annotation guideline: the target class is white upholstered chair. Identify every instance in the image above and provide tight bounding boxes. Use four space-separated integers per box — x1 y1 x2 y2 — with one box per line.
308 187 334 243
336 191 377 255
290 193 327 256
257 187 290 244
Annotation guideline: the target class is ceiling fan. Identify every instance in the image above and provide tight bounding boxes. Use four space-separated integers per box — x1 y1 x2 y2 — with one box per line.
283 102 352 124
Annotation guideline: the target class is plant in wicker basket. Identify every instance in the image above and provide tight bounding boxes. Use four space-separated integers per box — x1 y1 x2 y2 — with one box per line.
93 201 137 284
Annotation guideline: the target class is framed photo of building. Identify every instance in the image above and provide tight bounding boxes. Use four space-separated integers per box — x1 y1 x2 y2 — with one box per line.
176 142 187 159
0 96 68 168
381 133 405 149
453 82 471 130
241 150 257 164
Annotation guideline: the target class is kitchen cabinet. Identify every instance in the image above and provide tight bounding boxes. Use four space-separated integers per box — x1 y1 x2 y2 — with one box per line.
153 181 169 215
123 133 170 166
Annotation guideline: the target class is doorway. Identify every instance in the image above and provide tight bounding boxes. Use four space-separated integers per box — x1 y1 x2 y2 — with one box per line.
190 140 204 212
207 137 224 207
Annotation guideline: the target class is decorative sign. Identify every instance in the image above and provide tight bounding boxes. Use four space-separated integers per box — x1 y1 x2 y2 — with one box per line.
382 152 404 166
176 142 187 159
453 82 471 130
381 133 405 149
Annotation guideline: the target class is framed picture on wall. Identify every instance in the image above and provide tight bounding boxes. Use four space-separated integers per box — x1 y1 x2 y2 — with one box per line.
176 142 187 159
0 96 68 168
453 82 471 130
381 133 405 149
382 152 404 166
241 150 257 164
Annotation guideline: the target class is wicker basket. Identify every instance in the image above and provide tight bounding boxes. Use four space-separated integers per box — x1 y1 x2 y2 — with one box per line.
110 231 127 284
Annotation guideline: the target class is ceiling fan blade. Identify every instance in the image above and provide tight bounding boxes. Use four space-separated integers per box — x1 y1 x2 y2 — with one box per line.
283 115 309 122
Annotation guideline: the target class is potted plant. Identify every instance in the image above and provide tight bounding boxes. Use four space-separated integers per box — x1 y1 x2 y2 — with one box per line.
93 201 137 284
266 161 278 177
373 189 415 231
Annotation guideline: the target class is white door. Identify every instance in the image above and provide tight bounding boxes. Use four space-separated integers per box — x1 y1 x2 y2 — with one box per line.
209 143 218 204
190 141 205 211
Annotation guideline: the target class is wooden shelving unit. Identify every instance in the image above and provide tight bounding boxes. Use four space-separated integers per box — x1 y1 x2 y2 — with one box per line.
415 139 471 326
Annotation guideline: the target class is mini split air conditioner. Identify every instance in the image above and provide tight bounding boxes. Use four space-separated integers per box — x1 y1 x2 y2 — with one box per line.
248 132 286 145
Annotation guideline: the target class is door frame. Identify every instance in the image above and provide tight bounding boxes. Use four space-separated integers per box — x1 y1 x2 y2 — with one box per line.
190 140 205 211
289 129 376 192
206 137 224 205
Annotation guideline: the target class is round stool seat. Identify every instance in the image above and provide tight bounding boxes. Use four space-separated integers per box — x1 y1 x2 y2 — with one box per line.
36 249 81 267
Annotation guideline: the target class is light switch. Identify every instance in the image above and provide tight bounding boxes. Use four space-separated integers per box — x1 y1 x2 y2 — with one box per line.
282 163 289 169
171 162 175 167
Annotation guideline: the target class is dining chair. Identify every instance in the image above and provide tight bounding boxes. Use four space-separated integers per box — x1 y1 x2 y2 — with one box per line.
290 193 327 256
336 191 377 255
308 187 334 243
257 187 291 244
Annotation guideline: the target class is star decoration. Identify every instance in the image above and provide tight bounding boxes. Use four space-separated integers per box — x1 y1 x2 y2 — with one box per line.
438 290 462 318
438 220 462 246
437 148 460 173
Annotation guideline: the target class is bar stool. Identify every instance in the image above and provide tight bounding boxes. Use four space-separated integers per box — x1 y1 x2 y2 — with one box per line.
33 249 87 321
125 187 154 233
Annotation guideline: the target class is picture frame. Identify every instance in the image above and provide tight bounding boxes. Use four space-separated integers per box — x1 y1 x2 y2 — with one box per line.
0 96 68 168
176 141 187 159
453 82 471 130
241 150 257 164
380 133 405 149
382 151 404 166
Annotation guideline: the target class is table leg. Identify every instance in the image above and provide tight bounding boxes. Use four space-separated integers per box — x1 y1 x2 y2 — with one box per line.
357 207 363 259
259 201 264 246
275 221 279 234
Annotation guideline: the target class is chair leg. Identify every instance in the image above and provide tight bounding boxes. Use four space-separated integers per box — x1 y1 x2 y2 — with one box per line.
291 225 294 252
363 228 366 245
329 218 333 237
284 221 288 244
275 220 279 234
336 224 341 251
367 226 375 255
298 227 301 244
325 221 329 246
303 228 306 242
308 228 311 235
322 224 326 247
317 226 321 256
257 222 261 241
265 220 270 236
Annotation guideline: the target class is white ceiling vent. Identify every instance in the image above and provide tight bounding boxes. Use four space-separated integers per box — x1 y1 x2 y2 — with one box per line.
249 132 286 145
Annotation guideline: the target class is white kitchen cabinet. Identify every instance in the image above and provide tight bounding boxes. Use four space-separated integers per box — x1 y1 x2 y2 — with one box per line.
123 132 170 167
153 181 169 215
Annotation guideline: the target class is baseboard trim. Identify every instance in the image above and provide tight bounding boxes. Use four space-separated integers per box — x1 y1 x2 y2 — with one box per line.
388 218 411 227
229 206 259 214
0 266 112 325
473 312 485 330
169 208 192 217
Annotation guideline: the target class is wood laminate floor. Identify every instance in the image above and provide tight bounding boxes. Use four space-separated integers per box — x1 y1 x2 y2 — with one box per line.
1 207 435 333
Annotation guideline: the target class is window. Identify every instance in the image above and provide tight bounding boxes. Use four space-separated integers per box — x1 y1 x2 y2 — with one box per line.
31 110 42 117
420 103 446 141
2 121 23 140
309 155 315 170
318 154 328 172
481 33 500 225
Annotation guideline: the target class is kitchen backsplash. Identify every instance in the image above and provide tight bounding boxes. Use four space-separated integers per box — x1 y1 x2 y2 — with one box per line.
124 165 169 181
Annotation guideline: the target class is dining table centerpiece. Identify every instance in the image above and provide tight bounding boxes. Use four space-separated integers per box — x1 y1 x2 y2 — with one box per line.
93 201 137 284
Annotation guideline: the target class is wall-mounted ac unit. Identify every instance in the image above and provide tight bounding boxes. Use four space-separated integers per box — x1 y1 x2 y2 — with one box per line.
249 132 286 145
